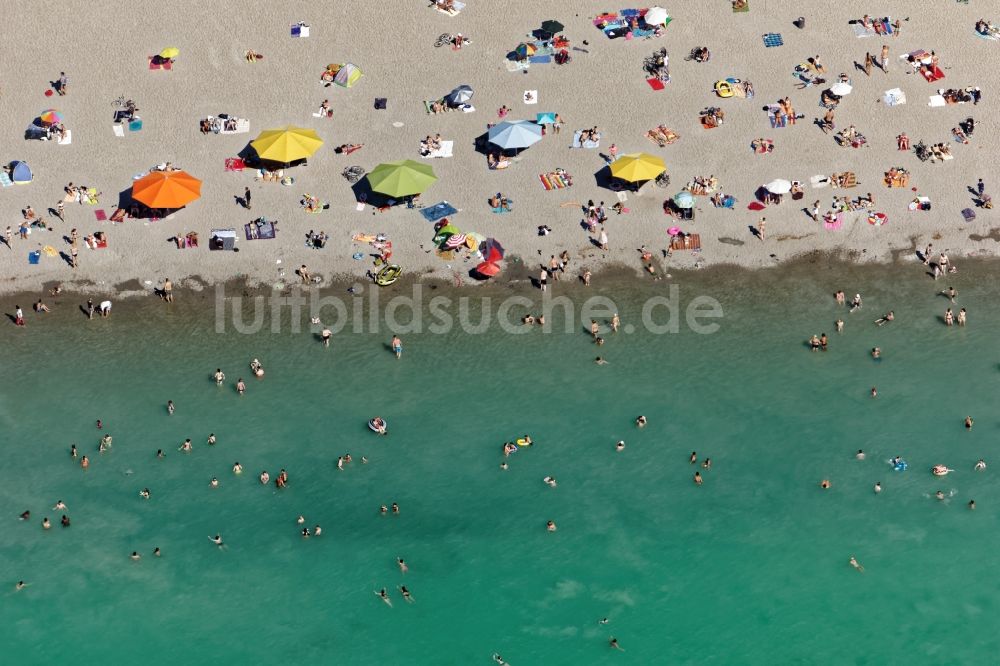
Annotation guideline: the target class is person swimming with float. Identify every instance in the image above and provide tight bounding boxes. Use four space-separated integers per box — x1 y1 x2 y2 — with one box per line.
369 417 387 435
250 359 264 377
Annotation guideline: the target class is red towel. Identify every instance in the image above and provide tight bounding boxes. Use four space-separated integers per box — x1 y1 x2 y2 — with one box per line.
95 209 107 221
646 78 665 91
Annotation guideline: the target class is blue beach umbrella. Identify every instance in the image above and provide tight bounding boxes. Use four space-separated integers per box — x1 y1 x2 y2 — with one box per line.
673 191 695 209
488 120 543 150
536 112 557 125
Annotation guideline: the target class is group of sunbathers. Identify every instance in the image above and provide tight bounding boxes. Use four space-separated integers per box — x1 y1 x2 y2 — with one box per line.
700 107 725 128
939 87 981 105
685 175 719 195
952 117 976 144
975 19 999 37
420 134 444 156
578 127 601 143
835 125 868 148
488 193 512 211
646 125 679 147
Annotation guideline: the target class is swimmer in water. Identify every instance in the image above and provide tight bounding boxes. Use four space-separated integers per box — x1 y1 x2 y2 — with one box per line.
694 472 703 485
207 434 216 446
99 439 108 454
399 585 413 603
156 449 165 458
337 456 344 471
500 461 508 470
636 415 647 427
361 456 368 464
179 439 192 453
835 319 844 333
849 556 864 572
139 488 150 499
615 440 625 452
599 618 609 625
546 520 557 532
233 462 242 474
871 387 877 398
702 458 712 469
594 357 608 365
969 500 976 510
214 369 225 385
53 501 66 511
236 379 246 395
301 527 311 538
251 359 264 377
391 335 403 359
80 455 89 469
15 581 27 591
209 534 224 546
871 347 881 359
391 502 399 515
856 450 866 460
96 420 102 430
493 654 509 665
543 476 557 487
398 558 408 574
167 400 175 415
965 416 974 430
820 479 831 489
380 505 388 515
70 444 77 458
296 516 305 524
314 525 322 536
975 459 986 471
210 477 219 489
259 471 270 485
610 637 624 651
690 451 697 464
130 552 141 561
935 490 946 501
376 588 393 607
874 482 882 494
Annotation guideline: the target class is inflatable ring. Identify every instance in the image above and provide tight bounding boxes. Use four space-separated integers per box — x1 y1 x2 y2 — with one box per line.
516 437 532 447
368 418 387 434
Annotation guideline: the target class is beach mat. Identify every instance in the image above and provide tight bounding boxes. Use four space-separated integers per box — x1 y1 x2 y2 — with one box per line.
539 172 571 190
28 251 40 265
95 209 107 221
762 33 783 47
529 55 552 64
420 202 458 222
646 78 665 91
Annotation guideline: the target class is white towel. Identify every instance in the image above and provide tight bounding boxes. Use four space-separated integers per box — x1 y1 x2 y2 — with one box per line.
523 90 538 105
113 125 125 137
420 140 454 159
927 95 946 107
58 130 72 145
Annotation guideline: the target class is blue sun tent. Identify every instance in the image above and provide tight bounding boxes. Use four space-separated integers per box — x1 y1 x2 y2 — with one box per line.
11 161 32 184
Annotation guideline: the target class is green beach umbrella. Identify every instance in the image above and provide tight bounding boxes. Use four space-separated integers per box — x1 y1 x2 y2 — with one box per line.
367 160 437 198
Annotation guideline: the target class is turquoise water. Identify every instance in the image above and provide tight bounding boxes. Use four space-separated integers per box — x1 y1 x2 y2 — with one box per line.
2 263 1000 664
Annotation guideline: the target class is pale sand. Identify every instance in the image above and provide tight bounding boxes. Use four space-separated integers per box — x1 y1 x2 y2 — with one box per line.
1 2 997 296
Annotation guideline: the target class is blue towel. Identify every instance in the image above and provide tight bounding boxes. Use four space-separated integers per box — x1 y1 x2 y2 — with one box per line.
529 55 552 64
420 202 457 222
28 251 40 265
621 8 640 17
763 33 783 47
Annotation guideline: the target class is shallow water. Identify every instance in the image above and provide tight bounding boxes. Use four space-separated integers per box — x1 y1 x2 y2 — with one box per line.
2 261 999 664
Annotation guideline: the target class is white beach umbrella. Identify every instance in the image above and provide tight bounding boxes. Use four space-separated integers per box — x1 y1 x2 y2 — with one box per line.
645 7 669 25
830 82 853 96
765 179 792 194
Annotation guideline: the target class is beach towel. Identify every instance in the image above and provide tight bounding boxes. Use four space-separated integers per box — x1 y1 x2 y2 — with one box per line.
975 30 1000 41
492 200 513 214
0 172 11 187
572 130 600 149
291 22 309 37
824 213 844 230
420 202 458 222
883 88 906 106
646 77 665 91
112 124 125 137
529 55 552 64
962 208 976 221
523 90 538 105
505 59 530 72
762 33 783 47
57 130 72 145
928 95 946 107
539 172 571 190
437 0 464 16
852 23 876 38
95 209 107 221
921 66 945 83
225 157 246 171
28 251 40 265
420 140 454 159
245 220 277 240
809 175 830 188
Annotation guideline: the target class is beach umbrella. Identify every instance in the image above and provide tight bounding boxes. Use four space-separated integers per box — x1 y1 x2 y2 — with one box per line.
540 20 565 35
765 179 792 194
333 63 363 88
645 7 669 25
480 238 506 261
444 233 468 249
515 42 537 58
159 47 180 59
11 161 32 184
475 260 502 277
610 152 666 183
488 120 543 150
39 109 63 126
672 191 695 209
445 84 474 105
830 82 853 96
536 112 557 124
367 160 438 198
132 170 202 208
251 126 323 163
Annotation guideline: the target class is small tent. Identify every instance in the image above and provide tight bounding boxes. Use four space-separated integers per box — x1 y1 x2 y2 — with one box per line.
334 63 363 88
11 161 32 184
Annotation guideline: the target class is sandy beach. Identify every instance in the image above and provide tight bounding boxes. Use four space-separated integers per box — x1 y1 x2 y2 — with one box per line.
1 1 998 296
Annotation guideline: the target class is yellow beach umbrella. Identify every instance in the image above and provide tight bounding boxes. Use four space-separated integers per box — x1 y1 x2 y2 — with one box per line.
609 152 666 183
160 47 180 59
251 126 324 163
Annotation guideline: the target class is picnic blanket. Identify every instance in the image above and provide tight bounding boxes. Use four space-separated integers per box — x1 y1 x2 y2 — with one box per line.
245 219 277 240
420 141 454 159
572 130 600 149
762 33 783 47
420 201 458 222
539 172 572 190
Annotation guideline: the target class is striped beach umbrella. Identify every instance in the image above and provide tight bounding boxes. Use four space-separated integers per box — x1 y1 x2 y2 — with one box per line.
39 109 63 126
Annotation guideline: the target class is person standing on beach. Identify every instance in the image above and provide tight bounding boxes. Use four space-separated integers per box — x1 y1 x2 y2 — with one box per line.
977 179 985 198
539 267 547 292
70 246 78 269
863 53 873 76
56 201 65 221
57 72 68 95
4 226 12 248
391 335 402 359
243 187 252 210
598 227 608 251
14 305 25 327
163 278 173 303
809 201 821 222
880 44 889 72
758 218 766 241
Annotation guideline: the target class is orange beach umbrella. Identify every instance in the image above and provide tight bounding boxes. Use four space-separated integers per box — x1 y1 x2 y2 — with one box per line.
131 170 202 208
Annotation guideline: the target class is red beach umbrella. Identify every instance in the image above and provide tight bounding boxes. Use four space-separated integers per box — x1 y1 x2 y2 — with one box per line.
475 261 502 277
